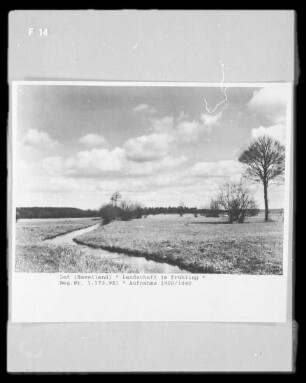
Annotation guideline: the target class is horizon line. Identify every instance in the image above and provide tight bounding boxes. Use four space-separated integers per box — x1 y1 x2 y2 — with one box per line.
16 206 284 211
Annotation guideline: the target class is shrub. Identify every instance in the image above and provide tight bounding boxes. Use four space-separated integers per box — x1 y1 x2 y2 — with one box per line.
119 201 143 221
99 204 120 224
211 181 258 223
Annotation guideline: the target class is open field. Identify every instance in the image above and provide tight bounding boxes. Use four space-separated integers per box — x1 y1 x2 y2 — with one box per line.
15 218 137 273
75 214 284 274
14 213 284 274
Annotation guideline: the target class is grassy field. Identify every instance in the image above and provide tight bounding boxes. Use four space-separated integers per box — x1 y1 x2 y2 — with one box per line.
74 214 284 274
15 218 137 273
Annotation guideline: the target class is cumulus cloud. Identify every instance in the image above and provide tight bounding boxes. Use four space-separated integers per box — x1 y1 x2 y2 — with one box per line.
174 112 222 142
42 156 64 175
247 85 289 147
247 85 288 124
190 160 243 179
41 145 187 178
125 155 188 176
79 133 107 147
124 133 174 162
67 148 125 173
150 116 174 134
23 129 59 149
200 112 222 126
133 103 157 114
122 112 217 166
251 124 286 145
122 112 221 166
42 147 126 176
176 120 212 142
149 112 221 143
144 173 194 189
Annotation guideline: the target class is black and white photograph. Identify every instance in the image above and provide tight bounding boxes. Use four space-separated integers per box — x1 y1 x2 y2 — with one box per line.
13 82 290 275
8 10 295 372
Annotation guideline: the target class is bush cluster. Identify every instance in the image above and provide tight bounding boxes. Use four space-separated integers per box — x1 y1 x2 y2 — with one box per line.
99 202 143 224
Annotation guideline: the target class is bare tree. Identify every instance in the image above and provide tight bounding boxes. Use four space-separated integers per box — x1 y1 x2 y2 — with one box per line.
110 191 122 207
239 135 285 222
213 181 258 223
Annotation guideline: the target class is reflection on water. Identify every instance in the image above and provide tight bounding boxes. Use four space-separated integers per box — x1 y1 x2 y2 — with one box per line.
46 224 189 274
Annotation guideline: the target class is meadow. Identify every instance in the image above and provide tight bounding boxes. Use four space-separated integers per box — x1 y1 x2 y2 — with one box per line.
15 218 137 273
74 214 284 274
15 213 284 274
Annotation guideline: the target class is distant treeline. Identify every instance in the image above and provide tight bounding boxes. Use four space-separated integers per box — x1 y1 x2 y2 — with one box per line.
16 206 283 220
142 207 282 216
16 207 101 220
143 206 212 216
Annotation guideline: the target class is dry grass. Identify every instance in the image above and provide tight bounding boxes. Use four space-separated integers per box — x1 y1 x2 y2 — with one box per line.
15 218 137 273
75 214 284 274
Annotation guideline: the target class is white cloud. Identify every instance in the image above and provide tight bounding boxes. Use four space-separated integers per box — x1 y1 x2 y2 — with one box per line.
144 172 193 189
42 147 126 176
79 133 108 147
174 111 222 142
247 85 288 123
23 129 59 149
190 160 243 178
133 103 157 114
150 116 174 134
124 133 173 162
117 111 219 168
177 112 188 121
247 86 288 147
42 140 187 179
66 147 125 174
200 112 222 126
251 124 286 145
149 113 221 143
176 120 212 142
121 112 221 168
42 156 64 175
125 155 187 176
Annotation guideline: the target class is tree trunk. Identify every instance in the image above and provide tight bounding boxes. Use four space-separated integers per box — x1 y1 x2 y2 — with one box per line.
264 183 269 222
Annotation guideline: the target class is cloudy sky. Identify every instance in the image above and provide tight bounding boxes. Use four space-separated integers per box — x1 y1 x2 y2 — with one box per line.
14 83 290 210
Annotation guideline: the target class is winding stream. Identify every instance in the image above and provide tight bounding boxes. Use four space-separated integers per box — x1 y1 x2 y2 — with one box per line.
46 224 189 273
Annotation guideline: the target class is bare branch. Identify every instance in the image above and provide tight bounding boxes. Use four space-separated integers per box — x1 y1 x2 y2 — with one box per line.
238 135 285 221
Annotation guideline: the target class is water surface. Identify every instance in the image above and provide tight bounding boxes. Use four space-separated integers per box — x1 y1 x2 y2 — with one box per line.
46 223 189 274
